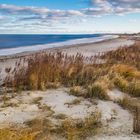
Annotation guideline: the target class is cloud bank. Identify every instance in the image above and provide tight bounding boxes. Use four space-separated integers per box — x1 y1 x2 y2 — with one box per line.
0 0 140 19
91 0 140 14
0 0 140 33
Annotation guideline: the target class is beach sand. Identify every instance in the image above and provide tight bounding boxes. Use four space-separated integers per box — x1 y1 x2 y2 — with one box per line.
54 38 135 57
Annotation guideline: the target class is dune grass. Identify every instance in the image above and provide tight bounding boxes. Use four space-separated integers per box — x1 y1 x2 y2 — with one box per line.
0 128 39 140
86 84 109 100
2 42 139 99
56 111 102 140
16 111 101 140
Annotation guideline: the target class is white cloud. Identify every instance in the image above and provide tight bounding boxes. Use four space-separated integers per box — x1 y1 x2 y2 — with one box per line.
91 0 140 14
0 4 84 19
0 1 140 33
0 1 140 20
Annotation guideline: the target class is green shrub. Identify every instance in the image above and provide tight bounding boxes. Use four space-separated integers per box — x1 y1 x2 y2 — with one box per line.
114 76 128 92
127 81 140 97
117 97 131 109
86 84 109 100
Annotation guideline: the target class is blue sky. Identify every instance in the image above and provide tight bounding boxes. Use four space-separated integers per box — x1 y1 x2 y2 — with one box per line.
0 0 90 9
0 0 140 34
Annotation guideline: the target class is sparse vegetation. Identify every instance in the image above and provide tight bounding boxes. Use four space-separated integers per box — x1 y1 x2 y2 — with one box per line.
65 98 82 106
53 113 67 120
19 111 101 140
117 97 132 110
32 97 42 105
58 111 102 140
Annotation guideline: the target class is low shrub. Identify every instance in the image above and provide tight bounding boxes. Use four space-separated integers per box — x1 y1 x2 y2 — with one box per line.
95 76 113 90
69 86 83 96
114 76 128 92
86 84 109 100
112 64 137 79
127 81 140 97
117 97 131 109
60 111 101 140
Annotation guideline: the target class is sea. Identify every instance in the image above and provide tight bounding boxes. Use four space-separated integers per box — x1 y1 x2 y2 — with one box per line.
0 34 118 56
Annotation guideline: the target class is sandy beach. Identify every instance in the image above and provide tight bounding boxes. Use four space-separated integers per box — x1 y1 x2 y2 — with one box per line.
56 38 135 57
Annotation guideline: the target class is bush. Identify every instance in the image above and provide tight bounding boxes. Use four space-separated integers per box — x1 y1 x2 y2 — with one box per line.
69 86 83 96
112 64 137 79
95 76 113 90
117 97 131 110
114 76 128 92
86 84 109 100
127 81 140 97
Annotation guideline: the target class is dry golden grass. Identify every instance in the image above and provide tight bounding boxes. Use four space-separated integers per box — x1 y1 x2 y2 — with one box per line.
114 76 129 92
23 111 101 140
3 42 140 99
59 111 102 140
94 75 114 90
69 86 83 96
127 81 140 97
111 64 140 79
102 42 140 69
0 128 39 140
86 84 109 100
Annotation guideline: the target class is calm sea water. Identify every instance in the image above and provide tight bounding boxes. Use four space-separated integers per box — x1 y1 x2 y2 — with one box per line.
0 34 102 49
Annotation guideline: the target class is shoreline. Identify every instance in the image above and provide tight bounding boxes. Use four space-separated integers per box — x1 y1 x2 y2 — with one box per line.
0 36 135 60
0 35 118 59
0 37 135 86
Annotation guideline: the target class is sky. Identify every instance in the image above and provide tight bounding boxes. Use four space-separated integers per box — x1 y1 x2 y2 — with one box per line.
0 0 140 34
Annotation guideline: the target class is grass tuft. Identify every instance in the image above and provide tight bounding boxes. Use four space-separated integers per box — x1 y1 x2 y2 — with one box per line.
86 84 109 100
